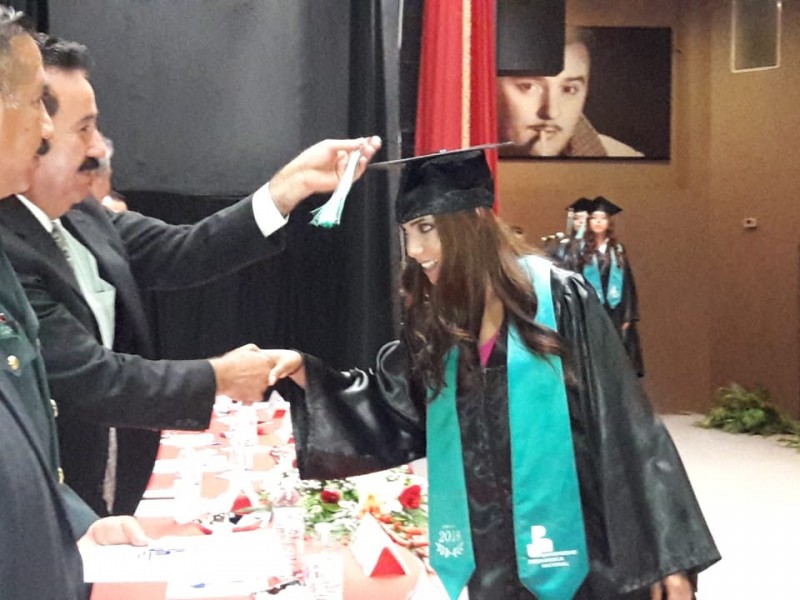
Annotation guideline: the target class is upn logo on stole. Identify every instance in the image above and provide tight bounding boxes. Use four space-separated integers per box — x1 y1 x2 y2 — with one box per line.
526 525 579 569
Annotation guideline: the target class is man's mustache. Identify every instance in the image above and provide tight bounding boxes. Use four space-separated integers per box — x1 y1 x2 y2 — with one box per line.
78 157 100 172
37 139 50 156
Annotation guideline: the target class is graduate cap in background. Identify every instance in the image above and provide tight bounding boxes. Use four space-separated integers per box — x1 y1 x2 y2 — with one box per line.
567 197 593 213
370 142 513 224
590 196 623 216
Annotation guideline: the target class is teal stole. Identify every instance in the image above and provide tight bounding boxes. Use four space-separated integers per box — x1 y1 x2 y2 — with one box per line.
427 256 589 600
582 247 623 309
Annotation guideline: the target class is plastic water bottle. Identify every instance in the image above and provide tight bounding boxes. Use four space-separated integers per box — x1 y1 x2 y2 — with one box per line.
306 522 343 600
229 404 257 471
172 447 203 524
271 476 305 577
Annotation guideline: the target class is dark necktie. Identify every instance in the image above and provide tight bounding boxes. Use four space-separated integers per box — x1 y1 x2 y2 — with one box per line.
50 221 73 266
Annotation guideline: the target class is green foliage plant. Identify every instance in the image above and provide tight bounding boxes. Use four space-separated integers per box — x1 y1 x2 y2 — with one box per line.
699 384 800 448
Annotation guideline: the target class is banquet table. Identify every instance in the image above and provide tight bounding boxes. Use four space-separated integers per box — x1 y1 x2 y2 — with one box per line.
89 402 425 600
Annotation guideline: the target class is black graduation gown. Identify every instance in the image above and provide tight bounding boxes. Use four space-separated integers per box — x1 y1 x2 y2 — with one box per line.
554 237 584 271
280 266 719 599
588 245 644 377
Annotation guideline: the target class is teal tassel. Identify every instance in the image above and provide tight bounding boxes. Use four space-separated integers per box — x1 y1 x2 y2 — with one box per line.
310 150 362 228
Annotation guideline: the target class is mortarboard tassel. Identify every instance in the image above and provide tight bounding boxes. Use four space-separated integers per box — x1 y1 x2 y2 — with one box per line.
310 149 362 228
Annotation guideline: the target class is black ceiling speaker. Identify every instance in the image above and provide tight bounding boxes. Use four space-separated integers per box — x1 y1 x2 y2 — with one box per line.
496 0 565 76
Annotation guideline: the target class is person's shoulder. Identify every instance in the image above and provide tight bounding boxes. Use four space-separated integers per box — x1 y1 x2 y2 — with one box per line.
598 134 644 158
518 254 588 297
549 262 591 297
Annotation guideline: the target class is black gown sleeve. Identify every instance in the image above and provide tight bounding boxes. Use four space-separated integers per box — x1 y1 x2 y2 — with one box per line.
618 247 644 376
620 249 639 324
279 340 427 480
553 268 719 594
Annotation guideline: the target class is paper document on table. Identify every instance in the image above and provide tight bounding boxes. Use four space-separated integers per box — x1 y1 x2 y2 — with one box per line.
165 578 269 599
135 498 176 518
152 453 229 474
81 530 289 583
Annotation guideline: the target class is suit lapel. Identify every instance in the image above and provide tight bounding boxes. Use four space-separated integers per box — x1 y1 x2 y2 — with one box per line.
0 196 83 297
63 203 156 356
63 204 133 294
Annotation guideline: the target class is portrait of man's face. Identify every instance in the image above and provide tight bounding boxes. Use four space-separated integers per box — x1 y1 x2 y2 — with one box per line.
495 26 672 160
496 42 590 157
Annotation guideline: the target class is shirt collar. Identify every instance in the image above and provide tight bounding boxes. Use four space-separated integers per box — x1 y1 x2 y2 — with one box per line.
16 195 56 233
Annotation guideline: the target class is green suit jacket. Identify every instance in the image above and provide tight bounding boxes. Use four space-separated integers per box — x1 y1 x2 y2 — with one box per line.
0 245 97 540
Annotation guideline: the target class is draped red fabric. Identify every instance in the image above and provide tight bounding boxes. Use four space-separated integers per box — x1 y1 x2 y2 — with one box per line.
415 0 500 210
414 0 465 155
469 0 499 211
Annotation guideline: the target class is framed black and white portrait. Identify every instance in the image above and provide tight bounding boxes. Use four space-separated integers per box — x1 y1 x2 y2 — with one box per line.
496 26 672 161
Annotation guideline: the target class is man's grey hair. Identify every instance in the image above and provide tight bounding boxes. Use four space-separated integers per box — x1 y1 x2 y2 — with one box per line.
0 5 33 100
97 136 114 173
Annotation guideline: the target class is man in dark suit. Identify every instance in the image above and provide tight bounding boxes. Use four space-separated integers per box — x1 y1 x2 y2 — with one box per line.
0 8 149 597
0 33 382 517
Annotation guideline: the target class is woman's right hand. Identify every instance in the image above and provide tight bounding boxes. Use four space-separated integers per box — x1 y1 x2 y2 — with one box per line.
262 349 306 389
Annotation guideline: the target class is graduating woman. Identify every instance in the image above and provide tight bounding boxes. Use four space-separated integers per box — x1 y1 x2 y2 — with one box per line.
578 198 644 376
550 197 592 270
265 150 718 600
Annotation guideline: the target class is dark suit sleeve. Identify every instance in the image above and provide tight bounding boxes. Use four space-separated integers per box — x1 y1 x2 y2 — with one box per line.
59 482 99 538
280 341 427 480
109 194 286 291
18 272 216 430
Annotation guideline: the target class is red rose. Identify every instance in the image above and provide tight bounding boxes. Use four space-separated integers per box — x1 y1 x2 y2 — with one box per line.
398 484 422 510
320 488 342 504
231 493 253 515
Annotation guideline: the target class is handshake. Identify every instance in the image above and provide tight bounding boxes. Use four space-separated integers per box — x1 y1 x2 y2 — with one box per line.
209 345 306 403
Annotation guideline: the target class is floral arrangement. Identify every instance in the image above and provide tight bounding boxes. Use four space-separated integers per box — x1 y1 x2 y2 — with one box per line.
252 466 429 551
296 477 361 540
363 469 429 560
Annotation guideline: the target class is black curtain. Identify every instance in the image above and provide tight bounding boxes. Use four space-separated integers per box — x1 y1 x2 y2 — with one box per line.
48 1 398 370
7 0 47 31
282 0 396 369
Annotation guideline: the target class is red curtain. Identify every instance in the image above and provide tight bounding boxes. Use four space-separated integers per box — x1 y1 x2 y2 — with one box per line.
415 0 499 210
414 0 466 155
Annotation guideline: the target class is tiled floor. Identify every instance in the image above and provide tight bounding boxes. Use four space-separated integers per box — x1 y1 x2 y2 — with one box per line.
662 413 800 600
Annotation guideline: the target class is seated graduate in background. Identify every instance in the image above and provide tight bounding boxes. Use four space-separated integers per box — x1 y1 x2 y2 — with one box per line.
263 149 719 600
577 197 644 377
546 196 592 269
89 135 128 212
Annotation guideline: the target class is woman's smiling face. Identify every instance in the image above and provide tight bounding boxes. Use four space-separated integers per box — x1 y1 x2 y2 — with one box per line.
402 215 442 284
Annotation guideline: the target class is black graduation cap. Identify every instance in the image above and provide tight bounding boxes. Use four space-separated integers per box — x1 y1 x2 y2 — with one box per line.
566 197 593 213
371 143 508 224
590 196 623 216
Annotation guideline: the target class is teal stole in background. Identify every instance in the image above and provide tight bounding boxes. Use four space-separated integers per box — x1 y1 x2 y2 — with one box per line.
583 248 623 309
427 256 589 600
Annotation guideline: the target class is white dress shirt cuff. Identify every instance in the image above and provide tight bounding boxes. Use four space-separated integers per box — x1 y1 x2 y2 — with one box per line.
252 182 289 238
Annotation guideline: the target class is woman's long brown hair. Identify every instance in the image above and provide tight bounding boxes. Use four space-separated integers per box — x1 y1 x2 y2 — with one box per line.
401 208 565 396
580 217 624 267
